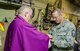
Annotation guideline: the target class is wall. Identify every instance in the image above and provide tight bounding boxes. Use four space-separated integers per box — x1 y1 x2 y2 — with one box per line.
0 9 15 22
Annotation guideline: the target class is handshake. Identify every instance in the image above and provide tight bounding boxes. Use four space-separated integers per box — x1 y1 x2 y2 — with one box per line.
47 34 54 42
42 31 54 42
47 34 54 48
42 31 54 48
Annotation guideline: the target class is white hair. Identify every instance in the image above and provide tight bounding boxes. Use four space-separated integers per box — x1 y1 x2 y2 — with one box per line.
52 8 63 16
18 5 32 15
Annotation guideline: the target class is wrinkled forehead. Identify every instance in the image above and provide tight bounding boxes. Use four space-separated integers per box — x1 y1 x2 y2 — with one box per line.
52 11 58 14
52 11 59 17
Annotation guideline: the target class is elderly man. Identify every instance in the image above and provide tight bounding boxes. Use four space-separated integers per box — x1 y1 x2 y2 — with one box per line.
4 6 50 51
49 9 76 51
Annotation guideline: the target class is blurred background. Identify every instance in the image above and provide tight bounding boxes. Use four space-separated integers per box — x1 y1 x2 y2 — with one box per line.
0 0 80 51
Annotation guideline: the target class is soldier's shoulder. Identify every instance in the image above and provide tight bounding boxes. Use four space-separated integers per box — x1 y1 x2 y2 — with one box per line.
64 19 75 28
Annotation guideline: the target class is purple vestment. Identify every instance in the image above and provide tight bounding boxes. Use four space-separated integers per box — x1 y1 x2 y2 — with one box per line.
4 15 49 51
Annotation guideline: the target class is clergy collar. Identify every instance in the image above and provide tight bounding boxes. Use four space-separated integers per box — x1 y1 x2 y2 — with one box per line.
15 15 35 29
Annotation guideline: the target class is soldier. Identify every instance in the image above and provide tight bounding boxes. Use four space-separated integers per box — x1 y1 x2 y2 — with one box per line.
49 9 76 51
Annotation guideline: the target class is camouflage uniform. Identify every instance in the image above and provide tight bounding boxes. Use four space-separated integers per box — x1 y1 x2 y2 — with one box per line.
49 19 76 51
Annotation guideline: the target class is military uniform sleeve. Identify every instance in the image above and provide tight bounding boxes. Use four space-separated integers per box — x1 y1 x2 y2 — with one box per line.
66 22 76 46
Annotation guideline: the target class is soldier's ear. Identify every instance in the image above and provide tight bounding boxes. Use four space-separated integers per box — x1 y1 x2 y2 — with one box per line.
25 12 28 17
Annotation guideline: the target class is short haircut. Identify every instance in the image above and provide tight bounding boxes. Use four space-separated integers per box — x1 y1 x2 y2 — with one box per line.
18 5 32 14
52 8 63 16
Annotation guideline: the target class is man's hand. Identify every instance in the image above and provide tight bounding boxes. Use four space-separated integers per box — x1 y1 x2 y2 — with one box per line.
47 34 54 42
47 34 53 39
